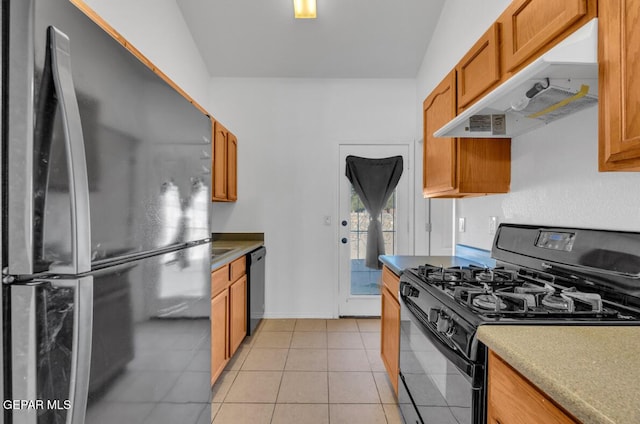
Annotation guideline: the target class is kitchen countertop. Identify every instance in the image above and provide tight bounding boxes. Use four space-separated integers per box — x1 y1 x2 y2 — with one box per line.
378 255 485 276
211 240 264 271
477 325 640 424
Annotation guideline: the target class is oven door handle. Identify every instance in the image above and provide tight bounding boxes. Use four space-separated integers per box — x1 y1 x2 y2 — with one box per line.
401 296 476 380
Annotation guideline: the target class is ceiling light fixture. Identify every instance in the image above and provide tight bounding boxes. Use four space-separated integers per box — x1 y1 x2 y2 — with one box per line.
293 0 316 19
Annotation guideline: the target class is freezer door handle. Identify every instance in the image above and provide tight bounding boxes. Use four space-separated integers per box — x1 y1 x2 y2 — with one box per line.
48 26 92 274
51 276 94 424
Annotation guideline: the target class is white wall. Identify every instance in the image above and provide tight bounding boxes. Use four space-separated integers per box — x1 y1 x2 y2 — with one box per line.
416 0 640 251
208 78 416 318
82 0 210 106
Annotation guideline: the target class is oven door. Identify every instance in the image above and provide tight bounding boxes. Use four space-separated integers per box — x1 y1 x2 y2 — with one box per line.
398 287 485 424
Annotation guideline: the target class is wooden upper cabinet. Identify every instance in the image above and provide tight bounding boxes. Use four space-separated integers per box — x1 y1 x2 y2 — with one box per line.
212 119 228 201
457 23 501 111
227 132 238 200
599 0 640 171
500 0 595 73
423 71 511 198
424 71 457 196
211 118 239 201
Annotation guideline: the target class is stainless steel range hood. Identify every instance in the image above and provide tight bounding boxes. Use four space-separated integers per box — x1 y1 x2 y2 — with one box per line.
434 18 598 139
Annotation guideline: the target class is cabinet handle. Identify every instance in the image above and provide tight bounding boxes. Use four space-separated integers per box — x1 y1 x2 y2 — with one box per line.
341 238 348 244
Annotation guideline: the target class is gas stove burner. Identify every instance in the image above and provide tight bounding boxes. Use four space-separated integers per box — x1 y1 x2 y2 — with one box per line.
541 293 573 311
419 265 467 282
472 294 507 311
471 267 518 283
514 282 554 295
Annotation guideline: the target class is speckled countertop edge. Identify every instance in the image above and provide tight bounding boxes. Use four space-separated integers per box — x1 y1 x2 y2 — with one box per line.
211 240 263 270
477 325 640 424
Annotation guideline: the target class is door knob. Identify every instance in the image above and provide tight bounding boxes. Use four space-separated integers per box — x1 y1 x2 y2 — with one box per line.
341 238 348 244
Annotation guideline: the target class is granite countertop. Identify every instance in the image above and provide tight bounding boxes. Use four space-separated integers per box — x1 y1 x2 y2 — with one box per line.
211 240 263 271
378 255 486 276
477 325 640 424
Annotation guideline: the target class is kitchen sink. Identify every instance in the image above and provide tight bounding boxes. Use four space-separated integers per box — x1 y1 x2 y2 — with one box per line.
212 248 234 256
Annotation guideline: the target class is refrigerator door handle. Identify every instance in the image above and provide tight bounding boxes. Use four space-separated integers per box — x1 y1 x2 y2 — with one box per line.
10 277 93 424
48 26 92 275
51 277 94 424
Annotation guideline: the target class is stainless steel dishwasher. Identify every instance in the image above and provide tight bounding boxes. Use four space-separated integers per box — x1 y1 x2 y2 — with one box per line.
247 246 266 335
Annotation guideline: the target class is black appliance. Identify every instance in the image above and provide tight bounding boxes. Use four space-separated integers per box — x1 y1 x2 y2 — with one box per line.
247 246 266 335
1 0 213 422
398 224 640 424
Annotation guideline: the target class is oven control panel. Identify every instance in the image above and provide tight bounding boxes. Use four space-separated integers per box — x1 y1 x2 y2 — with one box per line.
535 231 576 252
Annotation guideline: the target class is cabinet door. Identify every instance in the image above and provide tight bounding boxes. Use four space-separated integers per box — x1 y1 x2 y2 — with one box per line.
457 138 511 194
211 289 229 385
457 23 501 110
501 0 589 72
423 70 457 197
227 132 238 201
598 0 640 171
487 351 578 424
380 285 400 395
229 275 247 356
212 120 228 200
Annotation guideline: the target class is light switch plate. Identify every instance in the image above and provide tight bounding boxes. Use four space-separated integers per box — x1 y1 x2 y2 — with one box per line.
458 217 466 232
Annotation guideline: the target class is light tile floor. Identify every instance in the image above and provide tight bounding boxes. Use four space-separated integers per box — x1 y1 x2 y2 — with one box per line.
210 318 403 424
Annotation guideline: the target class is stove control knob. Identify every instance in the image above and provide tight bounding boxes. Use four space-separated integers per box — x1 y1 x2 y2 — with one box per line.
428 308 440 323
436 314 451 333
401 284 419 298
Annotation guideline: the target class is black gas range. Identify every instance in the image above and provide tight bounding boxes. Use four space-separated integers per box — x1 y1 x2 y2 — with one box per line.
397 224 640 424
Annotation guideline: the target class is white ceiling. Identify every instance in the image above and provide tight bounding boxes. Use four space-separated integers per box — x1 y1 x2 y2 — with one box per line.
176 0 446 78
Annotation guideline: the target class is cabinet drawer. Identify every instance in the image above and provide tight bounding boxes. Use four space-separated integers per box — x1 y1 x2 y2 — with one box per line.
230 256 246 282
457 23 500 110
211 265 229 297
382 266 400 299
501 0 589 72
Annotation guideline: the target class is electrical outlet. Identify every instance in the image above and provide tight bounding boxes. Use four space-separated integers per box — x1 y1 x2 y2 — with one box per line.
458 217 466 233
489 216 498 235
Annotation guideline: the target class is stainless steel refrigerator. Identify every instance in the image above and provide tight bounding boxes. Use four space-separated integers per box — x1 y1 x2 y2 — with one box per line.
1 0 212 423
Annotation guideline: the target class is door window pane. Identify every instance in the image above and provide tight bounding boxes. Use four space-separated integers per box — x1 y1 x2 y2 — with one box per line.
350 187 397 295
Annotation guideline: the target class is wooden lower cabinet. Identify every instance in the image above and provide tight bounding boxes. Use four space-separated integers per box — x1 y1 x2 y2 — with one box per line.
211 289 229 385
487 350 579 424
380 266 400 395
211 256 247 385
229 275 247 355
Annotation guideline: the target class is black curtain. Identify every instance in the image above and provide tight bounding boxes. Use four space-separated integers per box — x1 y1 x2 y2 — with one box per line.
345 155 403 269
